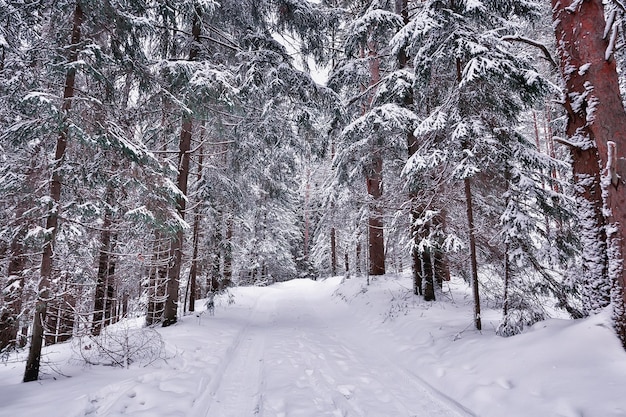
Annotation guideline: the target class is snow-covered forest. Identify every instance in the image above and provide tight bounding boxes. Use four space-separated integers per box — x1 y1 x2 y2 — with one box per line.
1 0 626 414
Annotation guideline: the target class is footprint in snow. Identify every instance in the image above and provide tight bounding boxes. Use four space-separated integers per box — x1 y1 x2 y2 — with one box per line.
337 384 355 399
495 378 514 390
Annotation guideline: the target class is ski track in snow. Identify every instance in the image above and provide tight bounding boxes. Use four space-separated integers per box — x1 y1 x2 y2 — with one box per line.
190 304 268 417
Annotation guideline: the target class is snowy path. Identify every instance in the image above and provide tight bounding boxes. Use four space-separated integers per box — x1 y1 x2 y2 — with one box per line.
3 276 626 417
0 278 475 417
185 280 474 417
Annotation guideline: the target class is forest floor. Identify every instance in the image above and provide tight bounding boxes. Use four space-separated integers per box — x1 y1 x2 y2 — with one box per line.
1 274 625 417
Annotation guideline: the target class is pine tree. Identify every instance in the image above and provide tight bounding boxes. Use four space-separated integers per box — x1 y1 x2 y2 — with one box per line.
392 0 557 329
329 1 407 277
7 0 172 380
22 1 84 382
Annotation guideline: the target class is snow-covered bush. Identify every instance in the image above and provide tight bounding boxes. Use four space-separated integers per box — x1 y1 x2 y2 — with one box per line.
72 321 165 368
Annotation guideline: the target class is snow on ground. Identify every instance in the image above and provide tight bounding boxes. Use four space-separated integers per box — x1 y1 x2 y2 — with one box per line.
1 274 625 417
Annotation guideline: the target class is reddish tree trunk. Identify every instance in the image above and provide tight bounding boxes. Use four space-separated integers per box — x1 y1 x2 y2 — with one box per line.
23 2 82 382
365 37 386 276
552 0 626 345
367 152 386 275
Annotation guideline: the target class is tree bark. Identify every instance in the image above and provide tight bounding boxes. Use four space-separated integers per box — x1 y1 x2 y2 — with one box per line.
356 240 362 275
551 0 626 345
367 152 386 275
330 227 338 275
92 189 114 335
421 221 435 301
304 168 311 260
46 278 75 345
365 36 385 276
1 221 27 352
146 233 167 326
188 143 204 313
465 176 481 330
412 222 423 295
23 2 82 382
433 212 450 286
162 10 201 326
223 213 233 284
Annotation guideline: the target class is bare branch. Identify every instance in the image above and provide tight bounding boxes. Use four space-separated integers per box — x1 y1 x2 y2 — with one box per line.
501 35 558 70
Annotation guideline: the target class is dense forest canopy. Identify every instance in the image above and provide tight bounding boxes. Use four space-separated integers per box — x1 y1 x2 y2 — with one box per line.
1 0 626 382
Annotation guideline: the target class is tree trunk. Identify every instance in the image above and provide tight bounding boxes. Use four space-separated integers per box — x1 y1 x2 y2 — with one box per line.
501 167 513 331
163 10 201 327
146 234 167 326
1 220 27 352
396 0 424 291
223 213 233 283
433 211 450 287
121 291 129 318
23 2 82 382
356 240 362 275
572 146 610 313
367 152 386 276
452 55 481 330
412 232 423 296
365 35 385 276
92 189 114 335
551 0 626 346
465 176 481 331
188 144 204 313
104 238 117 326
329 131 338 277
421 222 435 301
304 168 311 260
210 212 223 289
502 242 511 317
330 227 338 276
188 214 200 313
46 278 75 344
